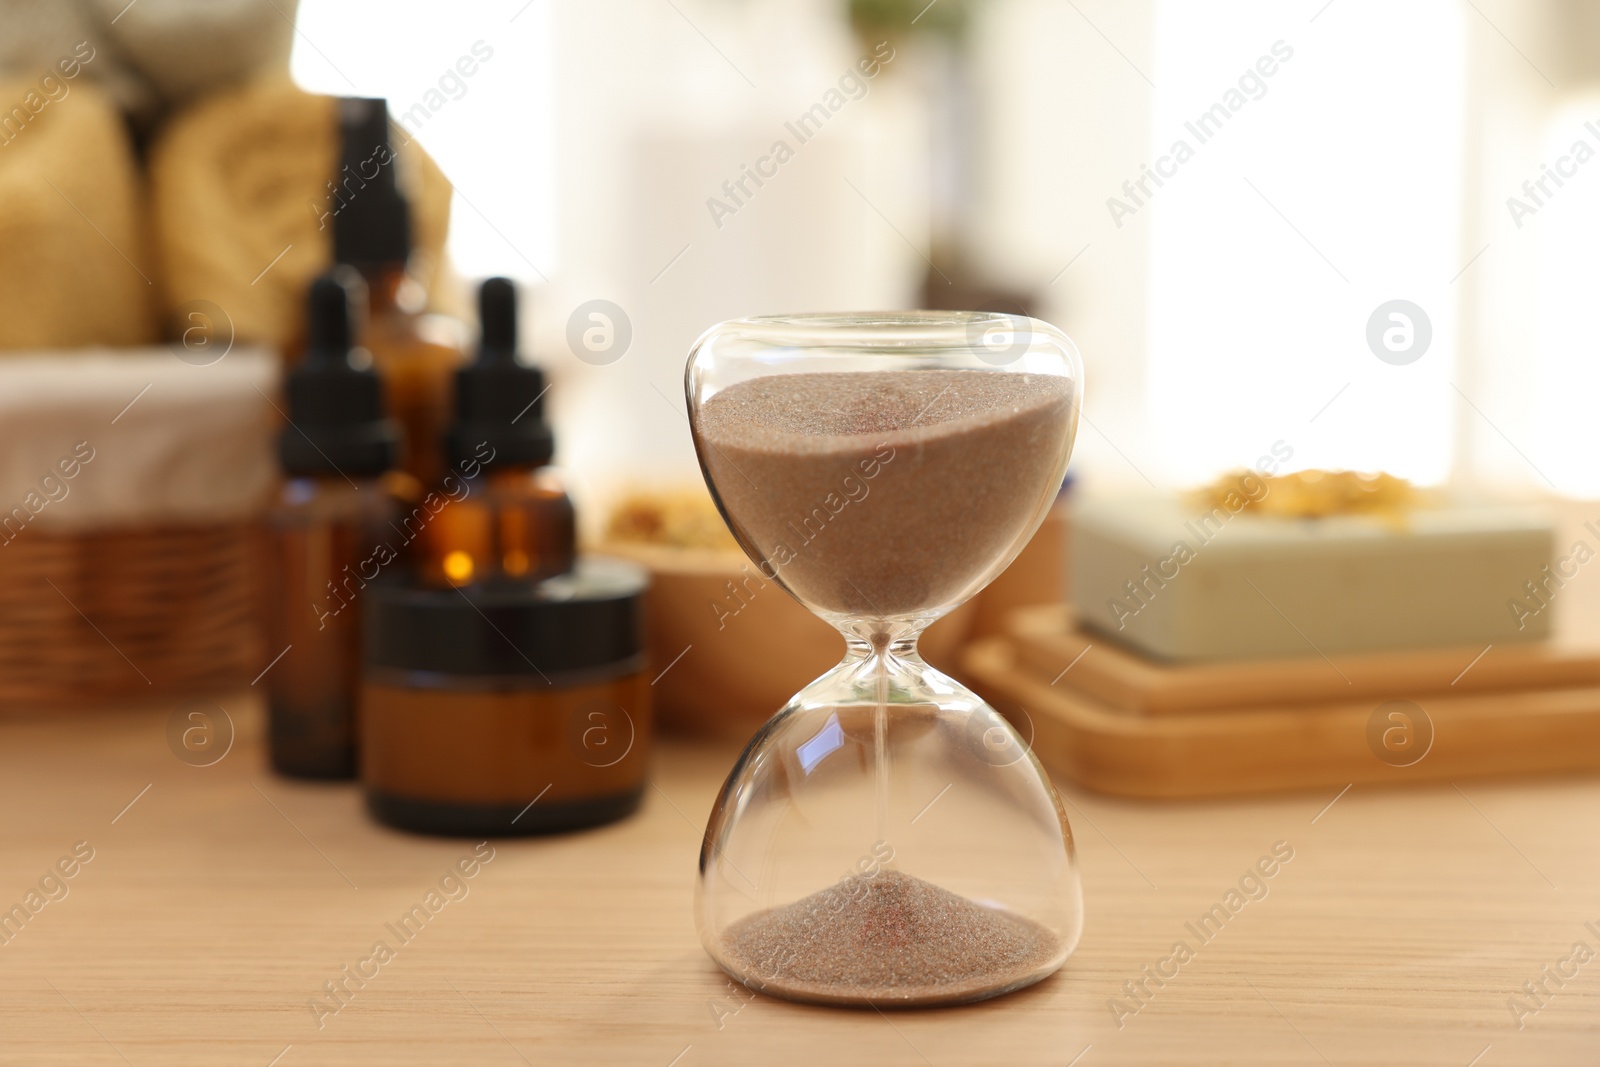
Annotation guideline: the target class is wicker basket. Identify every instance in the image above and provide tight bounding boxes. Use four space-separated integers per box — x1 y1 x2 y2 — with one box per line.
0 522 265 710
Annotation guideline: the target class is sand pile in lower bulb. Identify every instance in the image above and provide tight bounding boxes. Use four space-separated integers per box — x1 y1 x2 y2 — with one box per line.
719 869 1061 1006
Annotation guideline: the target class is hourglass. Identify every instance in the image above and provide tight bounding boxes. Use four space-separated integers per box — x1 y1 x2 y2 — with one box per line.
685 312 1084 1007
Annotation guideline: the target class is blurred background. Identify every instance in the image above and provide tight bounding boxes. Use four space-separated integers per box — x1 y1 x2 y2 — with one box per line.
6 7 1600 1055
283 0 1596 501
1 0 1598 716
6 0 1598 504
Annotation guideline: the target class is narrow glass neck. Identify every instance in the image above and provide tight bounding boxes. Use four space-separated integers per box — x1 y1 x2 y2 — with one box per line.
832 610 948 658
841 632 923 665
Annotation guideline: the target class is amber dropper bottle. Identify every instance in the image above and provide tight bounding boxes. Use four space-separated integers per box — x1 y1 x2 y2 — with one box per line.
333 97 463 488
421 277 576 587
267 271 401 779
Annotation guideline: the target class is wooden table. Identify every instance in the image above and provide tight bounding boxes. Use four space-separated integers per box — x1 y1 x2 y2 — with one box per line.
2 697 1598 1066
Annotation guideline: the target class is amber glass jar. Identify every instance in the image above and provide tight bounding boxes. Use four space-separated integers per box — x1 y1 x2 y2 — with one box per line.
361 559 651 835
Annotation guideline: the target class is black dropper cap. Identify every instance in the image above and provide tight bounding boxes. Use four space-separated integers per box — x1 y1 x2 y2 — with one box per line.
331 97 410 268
445 277 554 472
278 271 400 477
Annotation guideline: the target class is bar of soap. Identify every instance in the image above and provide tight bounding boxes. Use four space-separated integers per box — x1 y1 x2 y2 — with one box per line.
1071 496 1555 661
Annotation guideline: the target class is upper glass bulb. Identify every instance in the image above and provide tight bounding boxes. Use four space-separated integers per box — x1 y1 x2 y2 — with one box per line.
686 311 1084 1007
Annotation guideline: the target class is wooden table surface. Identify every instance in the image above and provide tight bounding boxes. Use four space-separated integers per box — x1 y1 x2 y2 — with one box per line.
1 695 1597 1066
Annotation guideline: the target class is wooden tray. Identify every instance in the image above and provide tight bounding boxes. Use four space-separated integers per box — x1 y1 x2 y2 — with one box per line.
1010 605 1600 716
962 635 1600 798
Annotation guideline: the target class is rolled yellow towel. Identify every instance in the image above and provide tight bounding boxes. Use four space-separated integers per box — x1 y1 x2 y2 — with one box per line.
0 76 155 349
148 78 453 352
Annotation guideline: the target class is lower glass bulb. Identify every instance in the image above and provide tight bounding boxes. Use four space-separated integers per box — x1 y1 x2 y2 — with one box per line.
694 641 1084 1007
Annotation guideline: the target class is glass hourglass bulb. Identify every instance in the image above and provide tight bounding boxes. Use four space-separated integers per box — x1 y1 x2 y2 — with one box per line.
685 312 1085 1007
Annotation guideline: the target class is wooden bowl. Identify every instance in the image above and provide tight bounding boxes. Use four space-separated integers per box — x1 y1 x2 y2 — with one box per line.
599 542 976 741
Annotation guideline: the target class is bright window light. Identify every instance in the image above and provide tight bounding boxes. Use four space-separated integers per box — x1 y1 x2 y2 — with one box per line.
1146 0 1465 486
1533 95 1600 497
290 0 556 280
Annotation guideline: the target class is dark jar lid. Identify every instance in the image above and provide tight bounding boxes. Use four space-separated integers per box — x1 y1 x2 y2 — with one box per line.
364 558 648 684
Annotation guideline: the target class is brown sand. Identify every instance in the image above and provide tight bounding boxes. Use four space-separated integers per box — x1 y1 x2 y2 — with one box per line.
693 369 1074 619
718 869 1062 1006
